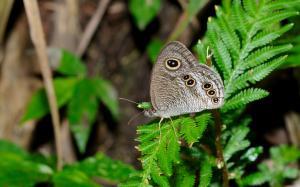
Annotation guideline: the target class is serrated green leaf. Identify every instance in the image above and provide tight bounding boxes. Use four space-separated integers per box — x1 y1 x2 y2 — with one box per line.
222 88 269 112
21 77 79 122
151 162 170 187
199 160 213 187
129 0 161 30
157 132 172 175
180 113 211 145
174 164 195 187
224 125 250 161
167 129 180 164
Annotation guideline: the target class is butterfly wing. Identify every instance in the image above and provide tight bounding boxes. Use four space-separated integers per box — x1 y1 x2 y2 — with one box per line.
150 41 224 118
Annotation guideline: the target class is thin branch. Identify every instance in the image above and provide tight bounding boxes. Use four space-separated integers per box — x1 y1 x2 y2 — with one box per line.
213 109 229 187
167 0 210 43
76 0 111 57
23 0 63 170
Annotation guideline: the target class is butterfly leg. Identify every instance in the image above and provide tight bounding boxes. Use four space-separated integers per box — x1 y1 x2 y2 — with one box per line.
158 117 164 142
205 46 212 67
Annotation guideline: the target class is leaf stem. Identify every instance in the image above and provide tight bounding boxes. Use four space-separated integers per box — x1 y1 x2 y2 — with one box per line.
212 109 229 187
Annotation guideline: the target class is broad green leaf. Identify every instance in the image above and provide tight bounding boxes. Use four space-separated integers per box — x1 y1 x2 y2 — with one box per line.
53 169 100 187
57 49 87 77
0 152 52 187
146 39 163 63
129 0 161 30
0 139 27 157
92 77 119 120
73 153 139 182
68 78 98 153
21 77 79 122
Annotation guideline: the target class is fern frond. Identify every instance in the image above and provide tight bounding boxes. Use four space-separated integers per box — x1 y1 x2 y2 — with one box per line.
199 159 213 187
262 0 300 11
231 0 249 38
215 6 240 60
224 125 250 161
151 162 170 187
228 55 287 95
137 120 181 186
207 20 232 80
255 10 299 28
157 129 180 175
222 88 269 112
243 0 258 17
242 44 292 69
180 118 200 145
247 24 294 53
180 113 211 146
174 165 195 187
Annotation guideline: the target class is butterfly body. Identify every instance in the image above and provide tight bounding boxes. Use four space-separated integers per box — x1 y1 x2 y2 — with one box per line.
145 41 224 118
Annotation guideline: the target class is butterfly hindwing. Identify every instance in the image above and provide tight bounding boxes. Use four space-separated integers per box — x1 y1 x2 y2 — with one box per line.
149 41 224 118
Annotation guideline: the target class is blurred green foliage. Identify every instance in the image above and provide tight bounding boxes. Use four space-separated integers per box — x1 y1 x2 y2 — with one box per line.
129 0 161 30
22 49 119 153
0 140 138 187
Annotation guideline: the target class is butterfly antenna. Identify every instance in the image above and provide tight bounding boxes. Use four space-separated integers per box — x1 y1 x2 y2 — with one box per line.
127 111 144 126
119 97 138 105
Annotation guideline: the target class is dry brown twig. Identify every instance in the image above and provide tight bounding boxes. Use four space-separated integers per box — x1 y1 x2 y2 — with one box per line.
23 0 63 170
76 0 111 57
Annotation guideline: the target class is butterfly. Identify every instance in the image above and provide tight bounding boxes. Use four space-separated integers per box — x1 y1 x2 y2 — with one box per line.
143 41 224 120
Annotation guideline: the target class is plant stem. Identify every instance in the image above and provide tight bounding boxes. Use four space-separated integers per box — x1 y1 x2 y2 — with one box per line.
76 0 110 57
212 109 229 187
23 0 63 170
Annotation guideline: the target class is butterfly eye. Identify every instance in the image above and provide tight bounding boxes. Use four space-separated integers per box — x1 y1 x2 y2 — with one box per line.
202 82 212 90
165 58 181 70
183 75 190 80
207 89 216 96
186 78 196 87
212 97 219 104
